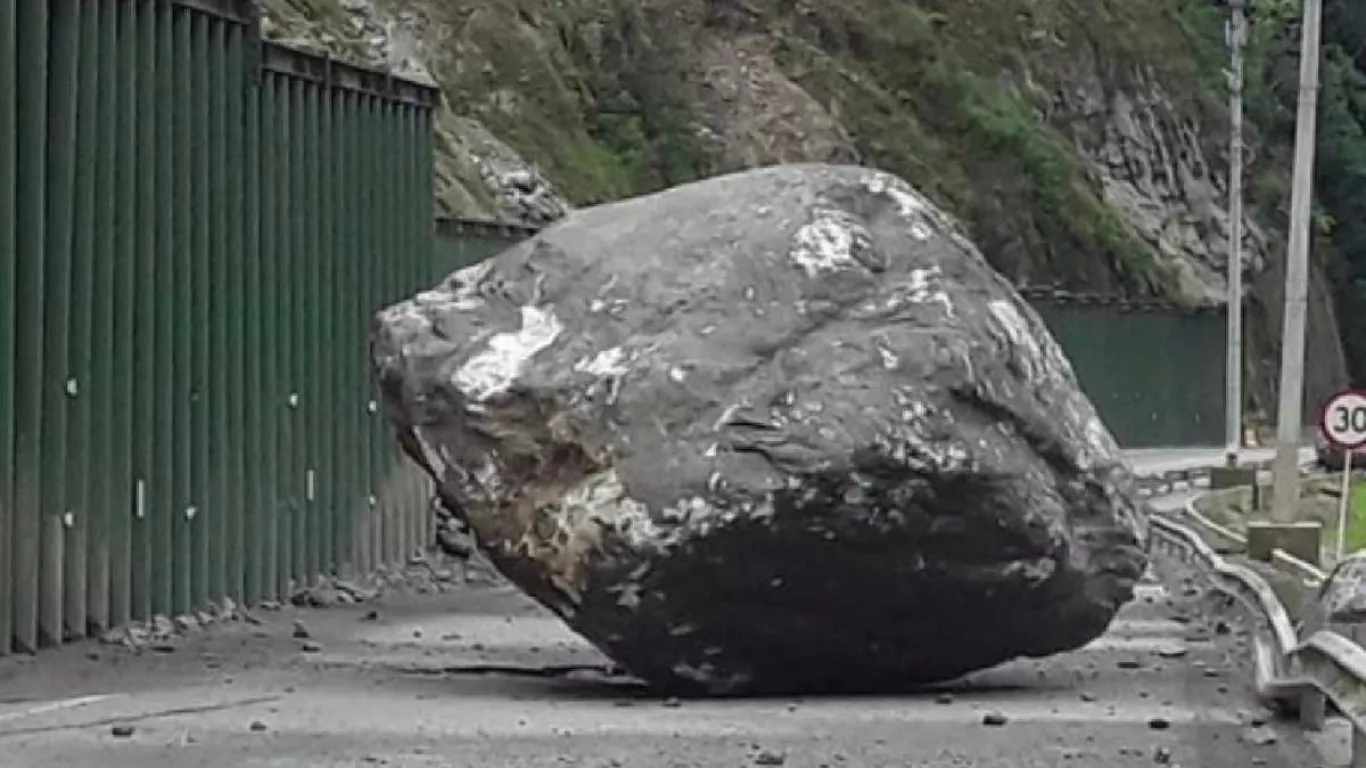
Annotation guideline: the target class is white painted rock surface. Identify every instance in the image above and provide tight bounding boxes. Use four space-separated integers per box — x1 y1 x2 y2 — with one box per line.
371 164 1149 694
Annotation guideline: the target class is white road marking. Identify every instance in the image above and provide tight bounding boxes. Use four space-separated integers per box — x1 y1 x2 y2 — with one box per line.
0 694 120 723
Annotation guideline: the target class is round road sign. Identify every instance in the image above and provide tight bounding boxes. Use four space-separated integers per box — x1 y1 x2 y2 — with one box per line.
1320 389 1366 450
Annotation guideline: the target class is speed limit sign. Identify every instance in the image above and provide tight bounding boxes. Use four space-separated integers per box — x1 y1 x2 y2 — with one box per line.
1321 389 1366 450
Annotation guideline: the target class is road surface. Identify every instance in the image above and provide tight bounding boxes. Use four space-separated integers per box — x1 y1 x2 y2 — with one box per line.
0 457 1341 767
1123 446 1316 477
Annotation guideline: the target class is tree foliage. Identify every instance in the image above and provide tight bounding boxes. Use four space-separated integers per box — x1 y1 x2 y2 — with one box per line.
1245 0 1366 382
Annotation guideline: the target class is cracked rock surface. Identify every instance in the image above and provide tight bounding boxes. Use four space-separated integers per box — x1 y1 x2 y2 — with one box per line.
371 163 1150 694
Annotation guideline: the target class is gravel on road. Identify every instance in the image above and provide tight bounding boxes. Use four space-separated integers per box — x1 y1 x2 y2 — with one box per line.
0 538 1343 768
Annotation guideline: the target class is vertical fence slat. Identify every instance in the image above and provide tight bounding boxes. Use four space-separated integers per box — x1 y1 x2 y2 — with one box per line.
279 75 296 598
346 89 364 577
134 0 160 622
294 76 309 592
312 78 329 583
242 47 262 606
302 79 320 587
170 5 193 619
373 93 389 570
374 94 390 571
375 98 391 569
341 88 361 579
319 75 338 578
189 11 211 612
40 0 81 647
132 0 158 622
206 13 227 607
361 94 378 575
0 0 19 656
108 0 139 632
332 85 348 576
12 0 48 653
260 73 280 602
86 0 119 638
63 0 101 641
151 2 175 618
222 19 244 603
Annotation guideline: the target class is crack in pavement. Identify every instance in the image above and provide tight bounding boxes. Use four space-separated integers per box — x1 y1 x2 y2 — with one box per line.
374 662 630 680
0 695 283 739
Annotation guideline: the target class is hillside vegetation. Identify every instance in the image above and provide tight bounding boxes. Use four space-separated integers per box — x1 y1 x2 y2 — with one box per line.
262 0 1358 416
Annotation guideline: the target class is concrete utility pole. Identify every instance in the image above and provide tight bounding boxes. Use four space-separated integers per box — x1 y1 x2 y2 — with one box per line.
1226 0 1247 466
1269 0 1324 523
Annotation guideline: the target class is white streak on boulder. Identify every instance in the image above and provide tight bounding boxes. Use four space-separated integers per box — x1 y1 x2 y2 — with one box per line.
452 305 562 400
789 210 870 276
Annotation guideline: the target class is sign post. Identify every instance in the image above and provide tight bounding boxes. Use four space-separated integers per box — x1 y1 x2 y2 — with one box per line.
1320 389 1366 560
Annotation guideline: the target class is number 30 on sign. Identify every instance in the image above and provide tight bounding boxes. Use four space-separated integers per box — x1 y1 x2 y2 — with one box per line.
1321 389 1366 450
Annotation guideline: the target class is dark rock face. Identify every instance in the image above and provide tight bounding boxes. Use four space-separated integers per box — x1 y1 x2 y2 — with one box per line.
372 164 1150 694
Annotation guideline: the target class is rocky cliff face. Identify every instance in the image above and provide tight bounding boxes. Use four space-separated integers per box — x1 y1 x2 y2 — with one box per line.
260 0 1348 417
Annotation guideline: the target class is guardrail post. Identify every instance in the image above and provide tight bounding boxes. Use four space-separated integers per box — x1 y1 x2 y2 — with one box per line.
1209 464 1258 491
1247 520 1322 564
1298 685 1326 730
1300 554 1366 733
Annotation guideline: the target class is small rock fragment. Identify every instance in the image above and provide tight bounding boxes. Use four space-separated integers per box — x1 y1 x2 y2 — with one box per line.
1147 716 1171 730
249 720 268 732
754 750 786 765
110 724 135 738
982 711 1009 726
1243 727 1277 746
291 620 311 639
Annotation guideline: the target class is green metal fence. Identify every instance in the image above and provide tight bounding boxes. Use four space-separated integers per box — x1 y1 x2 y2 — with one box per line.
434 218 539 272
1026 294 1225 448
432 222 1227 449
0 0 439 655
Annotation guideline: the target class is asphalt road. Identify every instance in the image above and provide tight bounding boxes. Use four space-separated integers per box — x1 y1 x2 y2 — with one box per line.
1123 446 1315 477
0 454 1342 768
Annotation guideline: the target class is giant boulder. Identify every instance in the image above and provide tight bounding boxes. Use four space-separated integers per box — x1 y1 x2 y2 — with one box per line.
372 164 1150 694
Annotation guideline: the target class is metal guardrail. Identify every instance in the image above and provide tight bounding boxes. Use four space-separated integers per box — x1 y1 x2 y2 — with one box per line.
1142 473 1366 766
1129 458 1279 498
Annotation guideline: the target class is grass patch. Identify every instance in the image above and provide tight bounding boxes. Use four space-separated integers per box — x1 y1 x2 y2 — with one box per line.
769 0 1193 292
1344 481 1366 554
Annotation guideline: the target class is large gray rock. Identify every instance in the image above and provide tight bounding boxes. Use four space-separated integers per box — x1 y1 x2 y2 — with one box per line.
372 164 1149 694
1301 552 1366 645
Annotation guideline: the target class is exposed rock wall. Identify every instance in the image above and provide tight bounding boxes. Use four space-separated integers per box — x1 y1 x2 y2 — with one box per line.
260 0 1348 418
